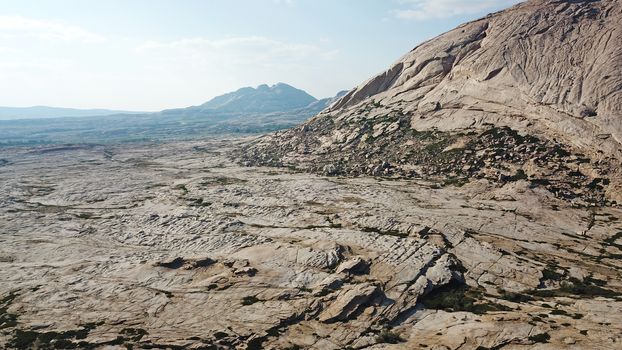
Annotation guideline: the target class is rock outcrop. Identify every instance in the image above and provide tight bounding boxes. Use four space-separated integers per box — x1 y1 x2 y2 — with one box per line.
1 138 621 349
241 0 622 204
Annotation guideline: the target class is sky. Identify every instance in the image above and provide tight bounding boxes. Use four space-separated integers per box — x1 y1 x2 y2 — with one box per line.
0 0 522 111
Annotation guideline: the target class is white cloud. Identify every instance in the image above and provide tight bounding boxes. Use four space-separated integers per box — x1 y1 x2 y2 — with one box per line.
136 36 337 66
394 0 522 20
0 46 20 54
129 35 341 107
0 16 105 42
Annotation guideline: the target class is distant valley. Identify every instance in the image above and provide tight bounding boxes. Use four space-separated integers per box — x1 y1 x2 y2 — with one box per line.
0 83 346 147
0 106 145 120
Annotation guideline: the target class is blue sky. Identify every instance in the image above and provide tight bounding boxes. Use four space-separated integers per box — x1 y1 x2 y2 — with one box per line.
0 0 522 111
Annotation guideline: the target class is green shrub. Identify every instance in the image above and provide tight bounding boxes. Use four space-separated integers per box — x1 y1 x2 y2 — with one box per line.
528 333 550 343
550 309 569 316
420 282 511 314
375 329 404 344
242 296 260 305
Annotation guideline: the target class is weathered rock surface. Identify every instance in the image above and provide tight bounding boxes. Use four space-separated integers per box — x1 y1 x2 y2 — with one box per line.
2 1 622 348
318 283 379 323
241 0 622 205
0 139 620 349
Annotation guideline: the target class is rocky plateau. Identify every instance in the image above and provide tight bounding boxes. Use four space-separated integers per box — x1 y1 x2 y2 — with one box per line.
2 0 622 349
0 139 621 349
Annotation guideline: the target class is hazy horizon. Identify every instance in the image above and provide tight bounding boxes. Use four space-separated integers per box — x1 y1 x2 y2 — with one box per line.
0 0 522 111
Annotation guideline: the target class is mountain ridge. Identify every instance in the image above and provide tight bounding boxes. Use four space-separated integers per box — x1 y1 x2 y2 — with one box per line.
0 84 345 146
157 83 339 120
198 82 318 113
0 83 332 121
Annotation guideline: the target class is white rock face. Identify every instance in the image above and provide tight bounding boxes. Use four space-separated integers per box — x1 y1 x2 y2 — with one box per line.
332 0 622 151
242 0 622 203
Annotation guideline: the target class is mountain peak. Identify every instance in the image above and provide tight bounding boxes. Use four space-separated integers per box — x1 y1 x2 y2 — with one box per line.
200 83 317 114
273 82 295 89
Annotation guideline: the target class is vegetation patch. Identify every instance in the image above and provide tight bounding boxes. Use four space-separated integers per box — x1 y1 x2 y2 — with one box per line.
145 183 167 189
174 184 189 195
419 282 512 314
75 212 95 219
375 329 405 344
7 322 109 349
603 231 622 251
475 345 509 350
541 266 565 281
213 331 228 340
283 345 302 350
361 226 408 238
6 323 184 350
505 169 528 182
442 177 469 187
550 309 569 316
120 328 148 342
529 277 620 299
200 177 247 187
559 278 620 297
0 291 18 329
242 296 261 306
189 198 212 207
497 289 534 303
528 332 551 343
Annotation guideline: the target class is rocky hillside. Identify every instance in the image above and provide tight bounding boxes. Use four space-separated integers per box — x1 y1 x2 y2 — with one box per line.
242 0 622 205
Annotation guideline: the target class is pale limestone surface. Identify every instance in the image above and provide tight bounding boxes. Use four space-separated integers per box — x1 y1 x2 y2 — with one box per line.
0 139 620 349
332 0 622 155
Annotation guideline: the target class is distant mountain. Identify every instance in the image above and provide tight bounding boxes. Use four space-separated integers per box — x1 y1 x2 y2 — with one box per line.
0 106 145 120
200 83 317 113
0 84 345 146
161 83 319 118
149 85 345 135
156 83 343 124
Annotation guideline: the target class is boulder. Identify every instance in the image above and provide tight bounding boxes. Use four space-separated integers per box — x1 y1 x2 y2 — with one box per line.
318 283 379 323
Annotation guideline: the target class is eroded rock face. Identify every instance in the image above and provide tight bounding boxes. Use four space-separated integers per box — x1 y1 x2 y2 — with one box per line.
241 0 622 204
333 0 622 143
318 283 379 323
1 139 621 349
